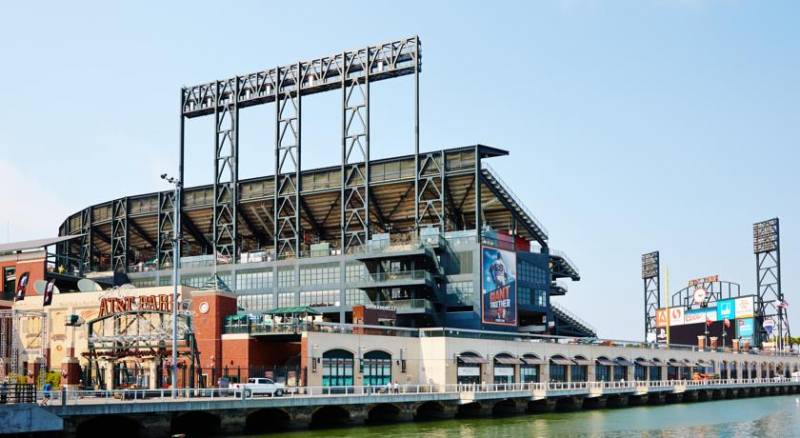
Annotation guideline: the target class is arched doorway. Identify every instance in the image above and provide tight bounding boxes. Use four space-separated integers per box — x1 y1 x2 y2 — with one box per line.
362 350 392 387
322 349 354 391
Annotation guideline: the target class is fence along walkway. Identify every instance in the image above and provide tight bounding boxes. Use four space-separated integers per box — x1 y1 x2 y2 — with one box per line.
35 377 800 415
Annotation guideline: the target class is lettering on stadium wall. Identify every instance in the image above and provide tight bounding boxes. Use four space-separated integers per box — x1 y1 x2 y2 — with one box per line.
98 294 175 317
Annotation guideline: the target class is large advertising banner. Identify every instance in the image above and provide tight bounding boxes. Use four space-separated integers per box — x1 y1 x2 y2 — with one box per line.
716 299 735 321
735 296 754 319
737 318 754 339
481 247 518 326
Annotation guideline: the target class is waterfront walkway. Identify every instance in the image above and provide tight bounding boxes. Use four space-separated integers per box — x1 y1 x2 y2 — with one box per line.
28 377 800 437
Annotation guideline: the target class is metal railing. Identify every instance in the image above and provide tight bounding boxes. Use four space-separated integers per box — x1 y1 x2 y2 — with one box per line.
373 298 435 313
549 248 581 277
354 270 433 283
550 301 597 336
38 377 800 407
481 162 549 239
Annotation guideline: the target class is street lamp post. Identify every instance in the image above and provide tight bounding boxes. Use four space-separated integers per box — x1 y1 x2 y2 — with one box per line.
162 174 181 397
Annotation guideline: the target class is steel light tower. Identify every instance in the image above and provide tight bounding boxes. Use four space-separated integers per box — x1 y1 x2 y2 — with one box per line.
753 218 789 351
642 251 660 342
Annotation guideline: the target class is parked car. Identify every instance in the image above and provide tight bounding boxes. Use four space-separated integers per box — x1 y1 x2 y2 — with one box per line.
231 378 285 397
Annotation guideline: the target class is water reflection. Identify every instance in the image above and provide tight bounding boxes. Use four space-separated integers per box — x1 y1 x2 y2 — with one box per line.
255 395 800 438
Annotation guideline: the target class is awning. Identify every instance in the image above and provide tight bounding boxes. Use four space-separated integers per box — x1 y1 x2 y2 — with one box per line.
549 357 575 366
521 356 545 365
667 360 683 367
573 357 593 366
596 358 616 366
494 356 522 365
458 355 488 364
615 359 634 367
635 359 655 367
695 360 712 368
651 358 663 365
0 235 81 255
263 306 321 316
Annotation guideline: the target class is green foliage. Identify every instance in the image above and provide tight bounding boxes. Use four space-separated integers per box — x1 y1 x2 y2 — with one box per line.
36 371 61 389
5 373 28 384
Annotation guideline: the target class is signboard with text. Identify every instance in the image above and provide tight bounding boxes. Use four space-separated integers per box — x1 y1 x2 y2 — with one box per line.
481 246 518 327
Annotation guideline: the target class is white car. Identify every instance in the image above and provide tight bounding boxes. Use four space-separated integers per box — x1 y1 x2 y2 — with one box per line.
232 378 285 397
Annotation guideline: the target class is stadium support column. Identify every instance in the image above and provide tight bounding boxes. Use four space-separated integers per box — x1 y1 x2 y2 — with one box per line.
111 198 129 273
79 208 93 275
213 79 239 264
341 48 370 254
412 38 443 233
157 191 176 269
754 218 789 351
275 64 302 259
642 251 660 342
474 146 482 234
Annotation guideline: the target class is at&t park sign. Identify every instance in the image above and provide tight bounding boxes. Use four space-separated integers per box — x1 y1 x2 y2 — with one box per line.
98 294 175 317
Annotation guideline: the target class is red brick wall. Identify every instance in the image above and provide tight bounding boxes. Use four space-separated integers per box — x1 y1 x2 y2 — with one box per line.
0 256 45 299
191 291 237 372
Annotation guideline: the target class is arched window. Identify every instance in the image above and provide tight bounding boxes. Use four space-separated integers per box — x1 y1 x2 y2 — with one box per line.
362 350 391 386
457 352 486 385
649 358 663 381
633 358 650 381
493 353 519 384
614 357 632 381
322 349 354 388
595 357 614 382
667 359 681 380
571 356 590 382
549 355 572 383
521 354 543 383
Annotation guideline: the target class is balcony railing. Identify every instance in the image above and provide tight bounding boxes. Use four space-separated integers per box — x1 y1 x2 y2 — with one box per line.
355 270 434 284
373 298 435 313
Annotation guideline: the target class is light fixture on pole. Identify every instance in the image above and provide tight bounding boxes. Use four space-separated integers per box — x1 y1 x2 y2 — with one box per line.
161 173 182 397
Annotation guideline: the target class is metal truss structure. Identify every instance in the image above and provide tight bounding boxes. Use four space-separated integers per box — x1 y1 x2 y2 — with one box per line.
213 79 239 263
85 309 196 387
157 191 176 268
56 37 558 277
79 208 93 275
341 48 370 253
642 251 660 341
670 279 742 309
111 198 128 273
0 310 48 376
754 218 789 351
179 36 421 263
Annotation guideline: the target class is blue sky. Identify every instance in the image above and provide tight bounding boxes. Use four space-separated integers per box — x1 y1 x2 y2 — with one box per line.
0 1 797 340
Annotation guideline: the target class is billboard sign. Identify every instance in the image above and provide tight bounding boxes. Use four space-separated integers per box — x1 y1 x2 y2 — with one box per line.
763 318 775 337
669 307 685 326
716 299 735 321
737 318 754 338
734 296 754 319
684 308 716 326
481 247 518 326
655 308 669 328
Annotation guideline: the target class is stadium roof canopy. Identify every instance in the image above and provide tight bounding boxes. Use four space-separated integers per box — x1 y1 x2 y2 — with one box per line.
58 145 572 273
